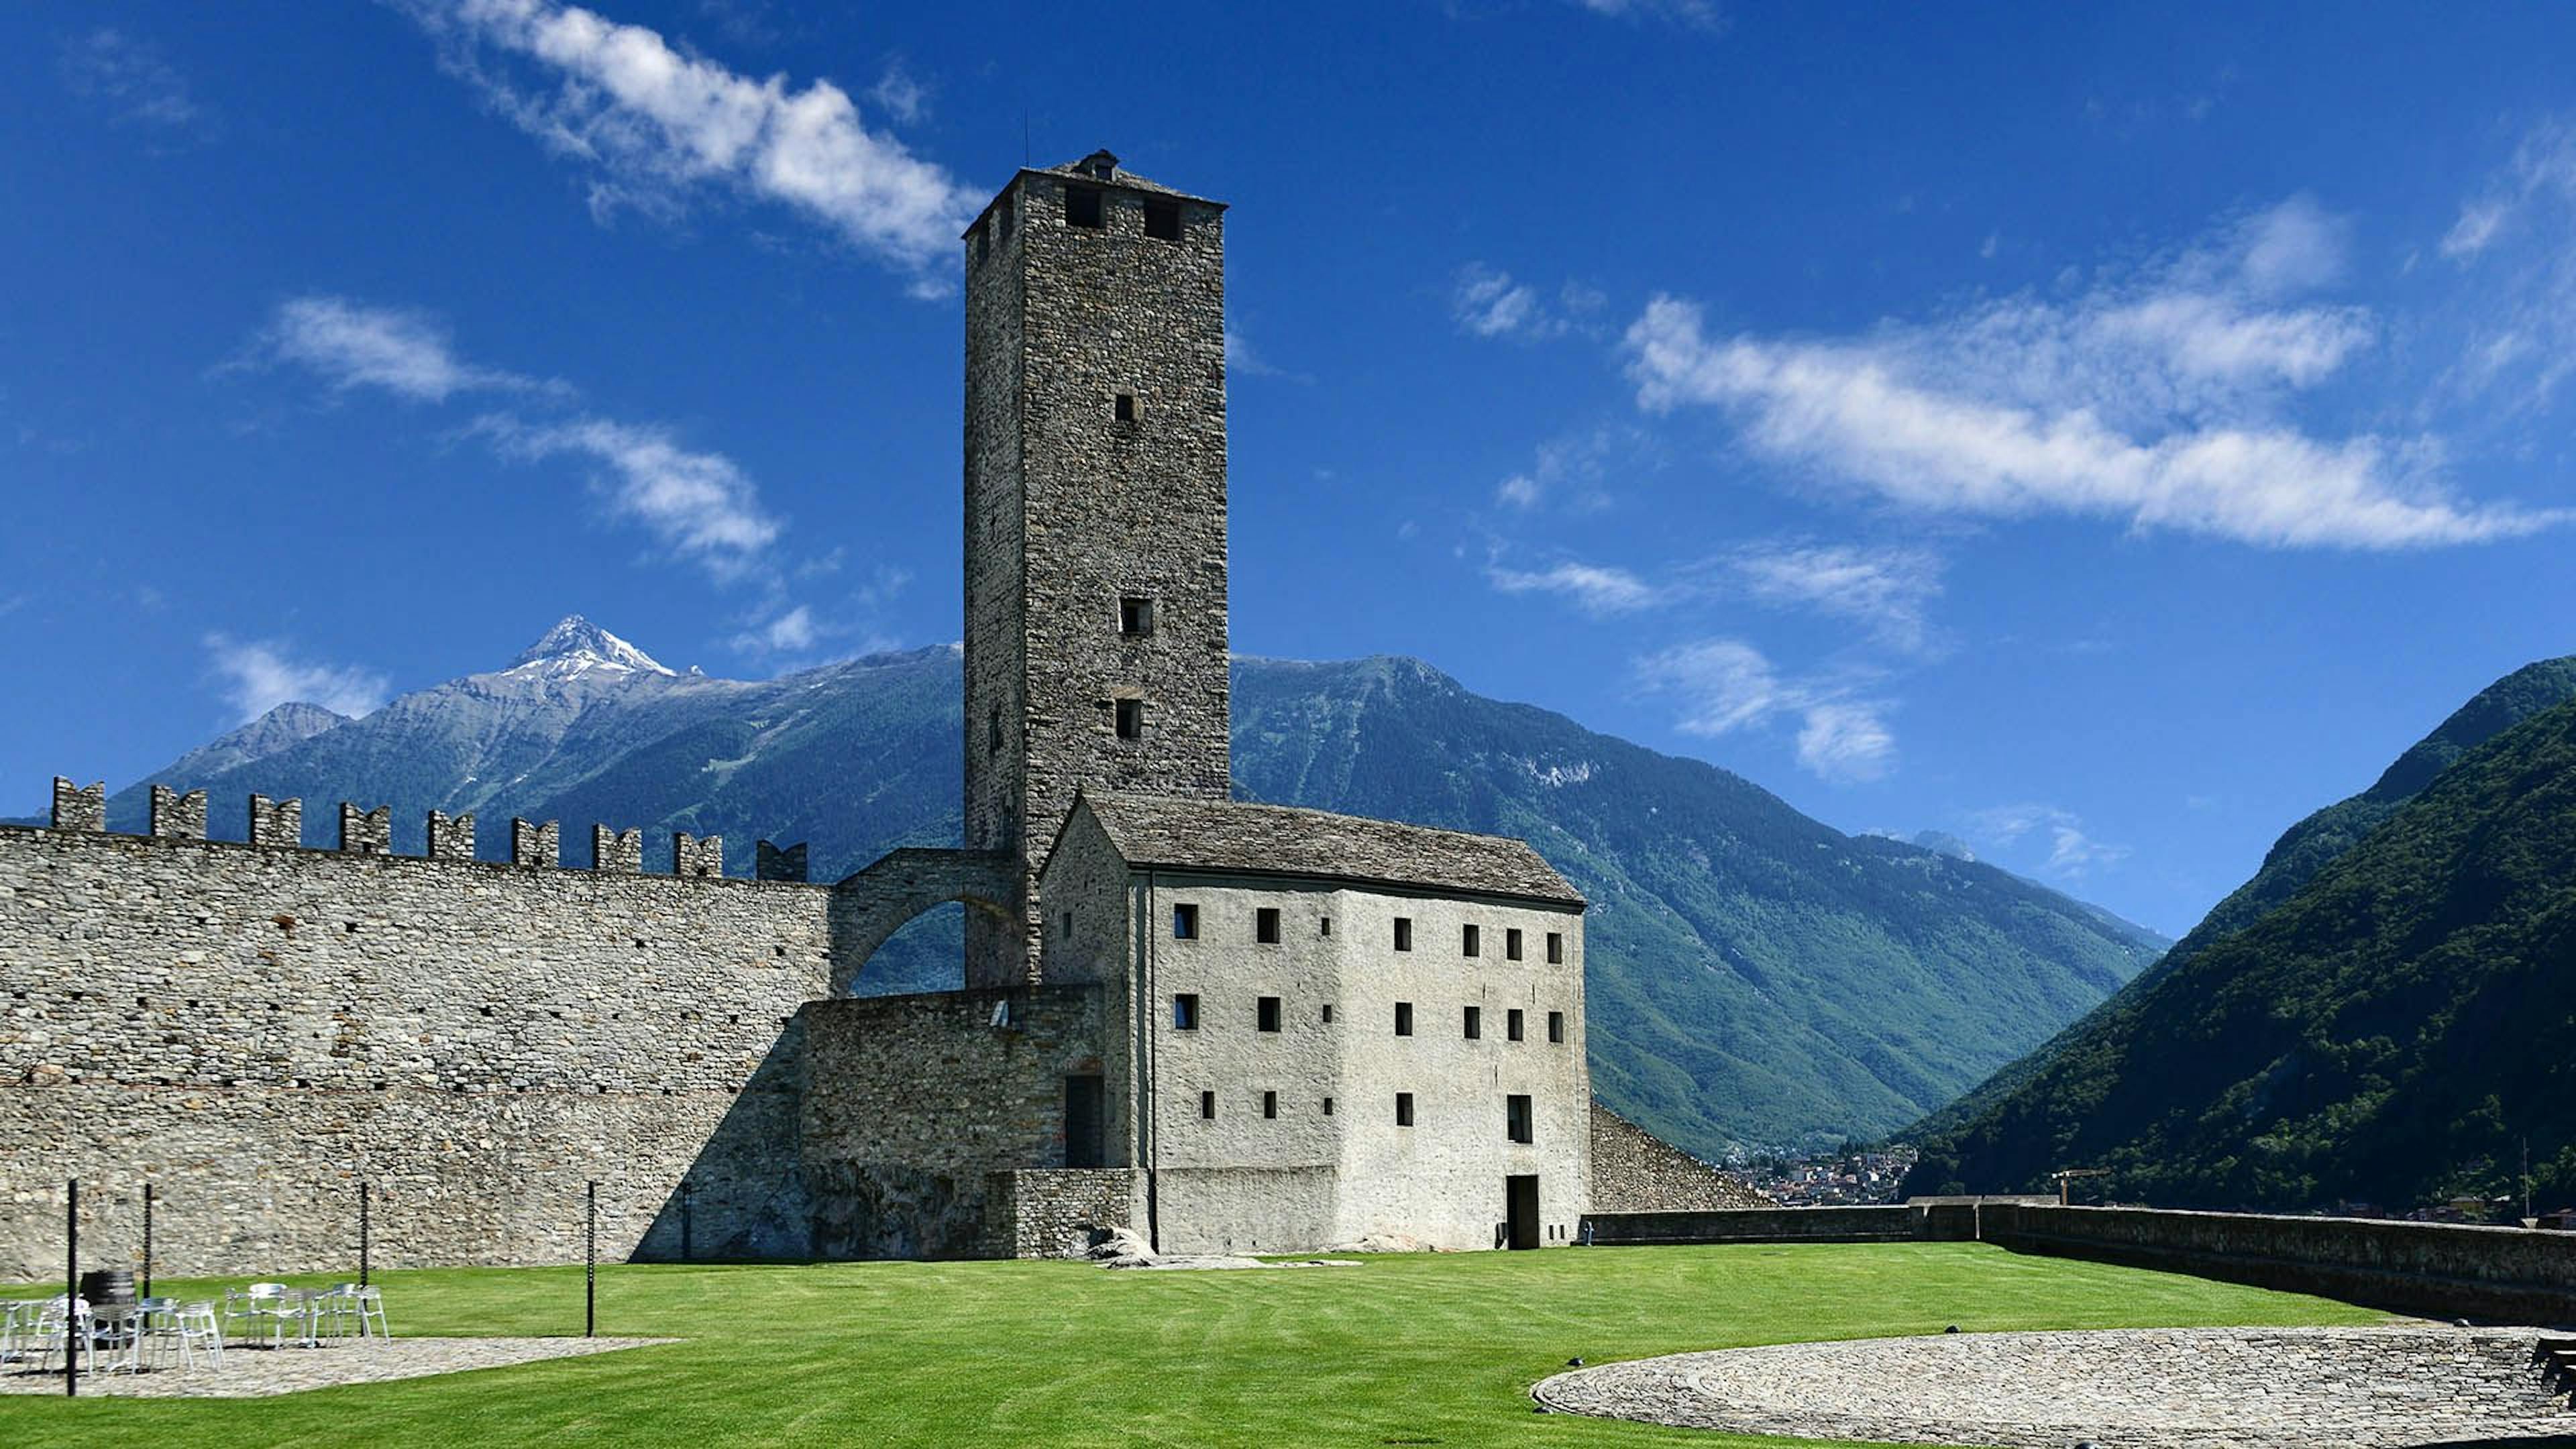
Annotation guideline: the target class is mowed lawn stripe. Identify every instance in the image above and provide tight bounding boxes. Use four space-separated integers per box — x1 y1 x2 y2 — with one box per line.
0 1243 2389 1448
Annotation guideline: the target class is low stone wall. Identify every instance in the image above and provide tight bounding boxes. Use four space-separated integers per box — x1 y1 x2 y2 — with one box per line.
1587 1103 1771 1212
986 1168 1146 1258
1984 1203 2576 1325
1583 1205 1923 1246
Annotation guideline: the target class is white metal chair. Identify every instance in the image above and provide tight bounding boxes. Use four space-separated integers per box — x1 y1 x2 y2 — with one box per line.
225 1283 292 1348
172 1299 225 1369
29 1295 92 1374
0 1299 44 1363
352 1284 390 1338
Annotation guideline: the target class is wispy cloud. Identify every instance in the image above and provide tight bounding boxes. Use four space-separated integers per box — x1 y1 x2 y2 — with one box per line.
254 297 557 402
473 415 780 581
1487 559 1662 616
1638 638 1895 782
1453 262 1552 339
1624 196 2563 549
1491 425 1654 511
1571 0 1724 31
398 0 980 290
867 59 928 125
2438 118 2576 414
1968 802 2129 877
204 635 389 724
1722 540 1945 655
58 28 206 133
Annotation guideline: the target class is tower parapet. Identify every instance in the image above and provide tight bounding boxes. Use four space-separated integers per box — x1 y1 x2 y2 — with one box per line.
150 786 208 840
339 804 392 855
513 818 560 869
51 778 105 832
427 810 476 861
248 794 303 849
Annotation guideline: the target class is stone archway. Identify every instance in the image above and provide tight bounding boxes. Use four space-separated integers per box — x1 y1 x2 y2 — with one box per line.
826 848 1018 996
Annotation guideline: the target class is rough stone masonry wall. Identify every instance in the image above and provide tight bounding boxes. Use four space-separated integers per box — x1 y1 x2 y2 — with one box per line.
1588 1102 1774 1212
985 1167 1147 1258
798 985 1107 1259
0 820 835 1281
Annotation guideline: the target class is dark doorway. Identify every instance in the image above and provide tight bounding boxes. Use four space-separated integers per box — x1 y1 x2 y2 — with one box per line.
1505 1174 1540 1250
1065 1075 1105 1168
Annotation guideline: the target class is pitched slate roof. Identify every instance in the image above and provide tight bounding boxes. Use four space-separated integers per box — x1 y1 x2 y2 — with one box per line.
1071 792 1584 908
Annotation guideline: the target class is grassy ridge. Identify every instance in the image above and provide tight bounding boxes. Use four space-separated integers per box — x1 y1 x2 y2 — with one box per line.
0 1245 2382 1447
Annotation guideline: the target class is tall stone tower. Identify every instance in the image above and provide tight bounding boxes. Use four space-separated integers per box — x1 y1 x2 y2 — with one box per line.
961 150 1232 987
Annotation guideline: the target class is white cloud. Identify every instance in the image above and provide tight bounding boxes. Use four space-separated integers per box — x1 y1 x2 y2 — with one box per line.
735 602 814 653
1572 0 1724 29
475 415 781 580
258 297 554 402
1968 802 2129 877
867 60 928 125
1453 262 1551 339
205 635 390 724
1638 638 1894 782
400 0 980 287
1623 195 2562 549
1486 425 1652 511
2436 119 2576 413
1487 559 1661 616
58 28 203 131
1724 541 1945 654
1495 474 1541 508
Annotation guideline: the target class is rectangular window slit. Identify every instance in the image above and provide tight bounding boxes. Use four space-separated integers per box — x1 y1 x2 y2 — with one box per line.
1546 931 1564 965
1393 916 1413 952
1396 1092 1415 1128
1262 1090 1277 1119
1119 594 1155 635
1256 907 1281 943
1462 923 1481 958
1173 993 1200 1030
1507 1008 1525 1042
1548 1010 1565 1044
1116 698 1148 739
1506 928 1523 961
1464 1005 1481 1040
1257 996 1282 1032
1114 392 1138 423
1507 1093 1534 1144
1172 903 1199 940
1394 1001 1413 1036
1199 1089 1216 1120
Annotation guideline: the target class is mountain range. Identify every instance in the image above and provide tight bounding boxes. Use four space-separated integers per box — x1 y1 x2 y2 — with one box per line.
34 616 2170 1159
1904 655 2576 1212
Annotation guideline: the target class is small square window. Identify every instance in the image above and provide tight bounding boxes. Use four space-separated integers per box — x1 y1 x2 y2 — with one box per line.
1263 1090 1278 1119
1144 197 1181 241
1256 907 1281 944
1548 1010 1565 1044
1067 184 1105 228
1507 1094 1534 1144
1507 1008 1525 1042
1200 1089 1216 1120
1394 1002 1413 1036
1393 917 1413 952
1173 994 1200 1030
1546 931 1564 965
1257 996 1282 1032
1173 904 1199 940
1506 928 1524 961
1462 924 1481 958
1464 1006 1481 1040
1117 698 1148 740
1119 595 1155 635
1396 1092 1415 1128
1114 392 1139 423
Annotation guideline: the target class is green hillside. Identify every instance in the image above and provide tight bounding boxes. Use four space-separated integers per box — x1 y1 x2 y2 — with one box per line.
56 632 2167 1159
1905 688 2576 1212
1907 655 2576 1151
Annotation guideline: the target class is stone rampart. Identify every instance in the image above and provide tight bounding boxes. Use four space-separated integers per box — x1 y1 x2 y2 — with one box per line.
1982 1203 2576 1324
1582 1205 1925 1246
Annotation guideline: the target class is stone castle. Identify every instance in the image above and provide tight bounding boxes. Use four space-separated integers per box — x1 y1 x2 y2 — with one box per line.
0 153 1620 1275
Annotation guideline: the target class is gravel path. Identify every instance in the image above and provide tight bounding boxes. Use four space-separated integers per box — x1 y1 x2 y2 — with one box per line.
1533 1324 2576 1448
0 1336 674 1397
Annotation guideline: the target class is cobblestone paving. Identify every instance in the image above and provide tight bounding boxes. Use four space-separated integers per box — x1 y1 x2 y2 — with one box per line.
1533 1325 2576 1448
0 1336 674 1397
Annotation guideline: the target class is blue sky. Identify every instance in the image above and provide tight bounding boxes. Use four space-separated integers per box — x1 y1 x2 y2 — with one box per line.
5 1 2573 936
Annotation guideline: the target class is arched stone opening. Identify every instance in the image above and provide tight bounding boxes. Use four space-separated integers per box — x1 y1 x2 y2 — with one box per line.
826 848 1018 997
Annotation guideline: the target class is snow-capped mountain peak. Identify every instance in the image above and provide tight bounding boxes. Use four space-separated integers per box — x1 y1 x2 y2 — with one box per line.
507 615 676 680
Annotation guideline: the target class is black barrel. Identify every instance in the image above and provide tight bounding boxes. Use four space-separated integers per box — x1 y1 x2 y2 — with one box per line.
77 1268 133 1306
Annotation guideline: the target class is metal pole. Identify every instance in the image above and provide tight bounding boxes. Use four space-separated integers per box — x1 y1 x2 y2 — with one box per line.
65 1178 78 1398
680 1181 692 1263
142 1182 154 1299
360 1180 372 1288
585 1181 597 1338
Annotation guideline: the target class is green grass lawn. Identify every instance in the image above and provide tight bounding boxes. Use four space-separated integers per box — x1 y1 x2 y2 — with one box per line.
0 1243 2388 1448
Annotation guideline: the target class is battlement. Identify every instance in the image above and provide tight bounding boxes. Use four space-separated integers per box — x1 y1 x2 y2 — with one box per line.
27 776 816 887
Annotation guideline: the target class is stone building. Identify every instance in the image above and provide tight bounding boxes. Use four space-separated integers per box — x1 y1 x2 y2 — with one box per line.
0 151 1591 1273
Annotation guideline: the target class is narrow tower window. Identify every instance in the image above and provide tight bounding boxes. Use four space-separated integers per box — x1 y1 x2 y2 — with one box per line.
1462 924 1481 958
1507 1008 1525 1042
1173 904 1199 940
1114 392 1139 423
1396 1093 1415 1128
1548 1010 1565 1044
1506 928 1524 961
1173 994 1200 1029
1464 1006 1482 1040
1119 595 1155 635
1394 1002 1413 1036
1199 1090 1216 1120
1257 996 1282 1032
1507 1094 1534 1144
1144 197 1181 240
1256 908 1281 944
1393 916 1413 952
1116 698 1148 739
1262 1090 1278 1119
987 705 1004 755
1546 931 1564 965
1066 184 1105 228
